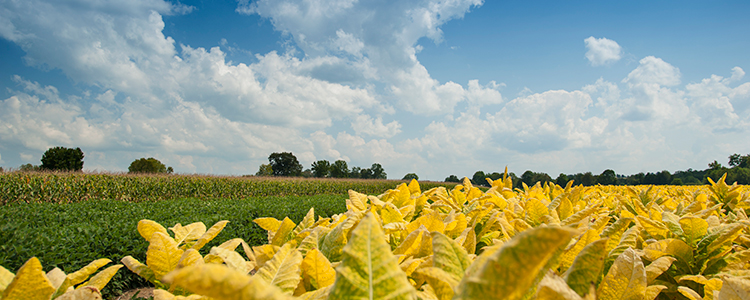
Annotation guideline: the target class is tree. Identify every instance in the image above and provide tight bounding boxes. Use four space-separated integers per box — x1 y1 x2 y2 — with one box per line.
729 153 750 168
128 157 169 174
359 167 374 179
19 163 41 172
402 173 419 181
311 160 330 178
471 171 488 187
330 160 349 178
445 175 460 182
597 169 617 185
256 164 273 176
350 167 362 178
555 174 569 186
370 163 387 179
268 152 303 177
709 160 722 170
579 172 595 186
41 146 84 171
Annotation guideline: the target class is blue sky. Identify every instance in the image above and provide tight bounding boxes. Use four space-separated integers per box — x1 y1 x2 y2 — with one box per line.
1 0 749 180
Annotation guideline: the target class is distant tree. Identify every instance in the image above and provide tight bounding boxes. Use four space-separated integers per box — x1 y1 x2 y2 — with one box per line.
579 172 595 186
728 153 750 168
330 160 349 178
311 160 330 178
370 163 387 179
41 146 84 171
402 173 419 181
301 169 313 178
268 152 303 177
255 164 273 176
670 178 683 185
521 170 552 187
128 157 169 174
597 169 617 185
555 173 569 186
350 167 362 178
471 171 488 187
19 163 41 172
445 175 460 183
359 167 374 179
732 168 750 185
708 160 722 170
167 166 174 174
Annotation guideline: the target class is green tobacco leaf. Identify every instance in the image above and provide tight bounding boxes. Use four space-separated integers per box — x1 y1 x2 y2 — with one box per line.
430 231 471 281
328 212 416 300
597 248 647 300
255 243 303 295
661 212 683 237
454 226 576 300
564 238 608 297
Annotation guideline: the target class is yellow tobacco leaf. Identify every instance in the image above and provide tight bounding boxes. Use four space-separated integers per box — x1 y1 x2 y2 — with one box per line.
415 267 459 300
431 231 471 281
301 249 335 291
328 212 416 300
454 226 576 300
298 227 328 258
456 226 477 255
209 247 252 274
253 244 280 270
643 238 694 272
558 197 574 221
67 258 112 286
46 267 66 290
120 256 156 283
270 218 296 247
636 216 669 240
705 277 722 300
661 211 683 237
563 238 608 297
399 257 425 277
191 220 229 251
255 243 303 295
153 289 210 300
679 216 708 247
138 220 169 241
444 213 467 239
84 264 122 291
0 265 13 293
677 286 702 300
162 263 291 300
56 286 102 300
559 229 599 273
406 211 446 235
645 285 667 300
525 198 549 226
393 225 432 259
388 183 414 209
408 179 421 196
320 210 364 262
597 248 647 300
170 222 207 247
347 190 369 212
719 275 750 300
177 249 204 268
147 231 185 280
536 273 583 300
298 285 331 300
381 202 405 224
645 256 676 284
255 217 282 243
1 257 56 300
294 208 316 237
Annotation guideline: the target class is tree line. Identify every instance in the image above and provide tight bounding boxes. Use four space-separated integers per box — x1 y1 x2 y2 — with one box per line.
5 146 174 174
448 153 750 188
255 152 388 179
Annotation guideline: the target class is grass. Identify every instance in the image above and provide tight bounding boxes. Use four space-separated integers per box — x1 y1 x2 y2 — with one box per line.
0 195 348 299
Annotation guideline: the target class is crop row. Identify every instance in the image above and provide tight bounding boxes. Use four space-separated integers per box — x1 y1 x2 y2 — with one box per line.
0 172 457 204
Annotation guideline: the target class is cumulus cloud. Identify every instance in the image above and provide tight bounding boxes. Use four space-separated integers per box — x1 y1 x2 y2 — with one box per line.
584 36 622 66
351 115 402 138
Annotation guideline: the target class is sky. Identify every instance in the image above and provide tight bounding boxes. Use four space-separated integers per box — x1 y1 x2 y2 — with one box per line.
1 0 749 181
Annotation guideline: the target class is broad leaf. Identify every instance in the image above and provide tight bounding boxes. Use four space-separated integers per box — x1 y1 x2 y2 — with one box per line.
328 212 416 300
255 243 303 295
597 248 647 300
147 232 185 280
564 238 608 297
431 231 471 281
191 220 229 251
162 263 291 300
1 257 56 300
300 249 335 291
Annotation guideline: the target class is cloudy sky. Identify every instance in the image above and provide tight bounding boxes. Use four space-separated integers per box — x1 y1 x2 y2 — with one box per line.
1 0 749 180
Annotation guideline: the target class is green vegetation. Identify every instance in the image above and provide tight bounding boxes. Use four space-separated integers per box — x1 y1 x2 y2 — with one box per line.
0 172 457 205
0 195 347 298
41 146 84 171
128 157 173 174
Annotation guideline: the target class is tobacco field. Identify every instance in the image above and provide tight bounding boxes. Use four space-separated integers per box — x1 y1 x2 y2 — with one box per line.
1 171 750 299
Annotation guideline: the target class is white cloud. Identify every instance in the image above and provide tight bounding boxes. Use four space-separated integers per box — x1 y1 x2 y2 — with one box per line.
351 115 402 138
625 56 681 86
584 36 622 66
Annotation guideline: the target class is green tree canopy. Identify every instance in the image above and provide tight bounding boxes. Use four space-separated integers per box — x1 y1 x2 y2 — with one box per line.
40 146 84 171
445 175 460 182
330 160 349 178
256 164 273 176
370 163 386 179
597 169 617 185
128 157 169 174
471 171 488 186
269 152 303 177
311 160 330 178
402 173 419 181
